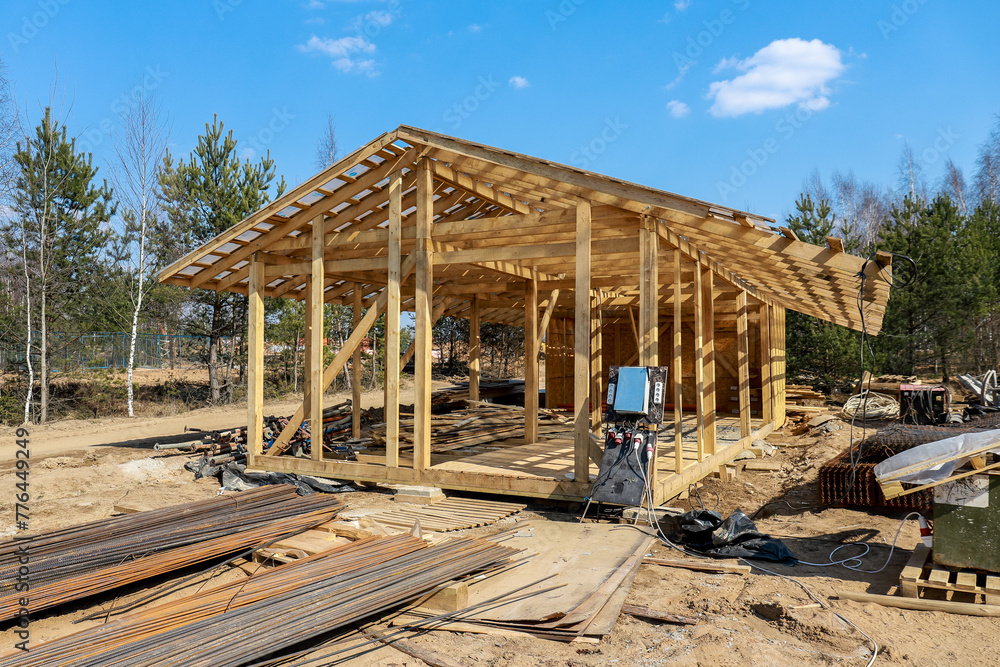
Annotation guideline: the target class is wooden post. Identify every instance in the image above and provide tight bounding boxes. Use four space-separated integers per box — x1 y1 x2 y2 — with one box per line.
469 295 481 402
307 216 325 462
536 289 560 357
351 283 363 439
591 293 603 433
693 257 705 461
574 200 592 484
385 171 402 468
673 248 683 474
736 289 751 439
639 216 659 366
524 278 539 443
759 301 773 425
414 158 434 472
247 255 265 465
702 265 716 456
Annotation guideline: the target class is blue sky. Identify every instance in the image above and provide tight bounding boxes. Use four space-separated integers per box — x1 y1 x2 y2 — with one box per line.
2 0 998 223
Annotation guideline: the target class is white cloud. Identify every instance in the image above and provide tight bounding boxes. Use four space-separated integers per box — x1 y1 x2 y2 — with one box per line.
468 24 482 33
509 76 530 89
298 35 379 76
707 38 845 117
666 100 691 118
674 0 692 11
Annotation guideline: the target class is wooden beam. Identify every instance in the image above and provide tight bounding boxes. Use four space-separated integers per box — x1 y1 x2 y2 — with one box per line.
307 217 325 462
759 302 773 425
414 159 434 472
826 236 845 253
574 200 592 483
736 289 751 438
702 265 716 456
535 289 560 358
673 247 683 474
351 283 362 439
591 292 603 434
385 171 403 468
639 215 659 366
400 297 450 370
524 277 539 443
693 257 705 462
469 295 481 402
247 255 265 465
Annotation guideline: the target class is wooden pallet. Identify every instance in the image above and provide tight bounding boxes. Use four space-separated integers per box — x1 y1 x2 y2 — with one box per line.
899 545 1000 604
366 498 525 532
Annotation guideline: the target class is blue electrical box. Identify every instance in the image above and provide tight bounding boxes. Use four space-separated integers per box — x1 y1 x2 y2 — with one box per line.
613 367 650 415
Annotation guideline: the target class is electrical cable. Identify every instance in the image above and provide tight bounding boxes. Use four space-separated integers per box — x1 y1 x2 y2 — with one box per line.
795 512 922 573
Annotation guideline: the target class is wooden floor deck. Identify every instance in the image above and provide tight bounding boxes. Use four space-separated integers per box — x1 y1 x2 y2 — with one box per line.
429 414 767 503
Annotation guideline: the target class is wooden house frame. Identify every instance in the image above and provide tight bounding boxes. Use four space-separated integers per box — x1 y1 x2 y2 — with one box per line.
160 126 891 504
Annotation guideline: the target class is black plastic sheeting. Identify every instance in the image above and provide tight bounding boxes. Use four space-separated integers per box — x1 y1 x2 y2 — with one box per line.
665 509 797 564
183 459 355 495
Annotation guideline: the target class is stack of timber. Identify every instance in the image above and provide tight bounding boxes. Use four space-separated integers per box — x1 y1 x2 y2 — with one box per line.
0 485 343 620
0 535 518 667
392 521 655 641
366 498 526 532
431 379 526 409
785 384 826 405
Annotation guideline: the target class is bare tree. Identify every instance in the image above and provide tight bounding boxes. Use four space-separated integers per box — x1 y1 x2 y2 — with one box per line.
315 113 338 171
941 158 969 216
110 87 168 417
896 142 927 202
831 170 890 253
974 116 1000 206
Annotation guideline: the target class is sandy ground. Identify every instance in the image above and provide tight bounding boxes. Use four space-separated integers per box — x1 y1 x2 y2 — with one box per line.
1 401 998 666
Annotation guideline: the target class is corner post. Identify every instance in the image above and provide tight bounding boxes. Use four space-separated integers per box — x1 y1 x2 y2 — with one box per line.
736 289 751 439
525 277 539 443
351 283 363 439
307 216 325 462
469 294 481 402
385 171 402 468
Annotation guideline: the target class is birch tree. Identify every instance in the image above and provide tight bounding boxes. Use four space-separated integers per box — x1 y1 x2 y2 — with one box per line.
110 89 168 416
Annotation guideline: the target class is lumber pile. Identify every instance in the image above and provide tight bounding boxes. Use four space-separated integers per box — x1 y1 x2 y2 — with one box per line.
785 384 826 405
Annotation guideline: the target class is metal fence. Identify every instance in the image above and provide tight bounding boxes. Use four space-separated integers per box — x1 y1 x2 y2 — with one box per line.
0 332 234 373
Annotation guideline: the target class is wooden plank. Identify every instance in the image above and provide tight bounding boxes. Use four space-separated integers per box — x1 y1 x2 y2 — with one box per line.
525 278 539 443
591 292 602 433
575 200 592 483
826 236 845 253
673 248 683 474
621 604 698 626
836 591 1000 617
702 266 716 456
736 290 750 438
642 557 750 575
639 215 658 366
469 295 481 402
351 283 363 439
536 289 560 358
955 571 978 592
308 216 325 462
247 255 265 463
414 159 434 472
759 301 773 425
899 545 930 598
385 171 403 468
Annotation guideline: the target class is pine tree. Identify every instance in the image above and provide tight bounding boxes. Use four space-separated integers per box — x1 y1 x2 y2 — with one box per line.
159 115 285 403
3 108 115 422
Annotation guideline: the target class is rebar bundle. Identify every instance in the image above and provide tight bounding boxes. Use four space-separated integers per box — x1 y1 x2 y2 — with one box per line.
0 485 344 620
0 534 518 667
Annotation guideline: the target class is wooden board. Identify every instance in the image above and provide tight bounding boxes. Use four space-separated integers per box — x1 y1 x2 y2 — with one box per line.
365 498 525 532
899 545 1000 603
